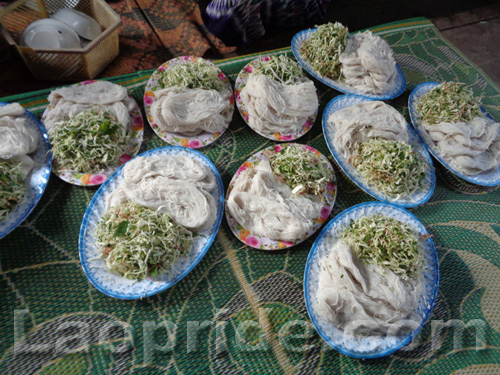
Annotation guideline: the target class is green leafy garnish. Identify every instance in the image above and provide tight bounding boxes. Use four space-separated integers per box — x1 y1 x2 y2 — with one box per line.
159 61 224 92
95 202 194 281
50 109 129 173
0 160 26 221
300 22 349 80
252 55 305 85
342 215 423 279
269 146 332 197
416 82 484 125
350 138 428 198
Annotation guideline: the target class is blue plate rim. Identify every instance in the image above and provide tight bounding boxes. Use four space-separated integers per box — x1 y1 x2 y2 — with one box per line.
322 94 436 208
0 102 52 239
408 81 500 187
291 28 407 100
303 201 440 358
78 145 225 299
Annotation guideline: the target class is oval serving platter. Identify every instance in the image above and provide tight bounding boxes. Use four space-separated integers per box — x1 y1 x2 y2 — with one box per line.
234 55 317 141
323 95 436 207
41 80 144 187
144 56 234 149
79 146 225 299
225 143 337 250
409 81 500 186
0 103 52 239
291 28 406 100
304 201 439 358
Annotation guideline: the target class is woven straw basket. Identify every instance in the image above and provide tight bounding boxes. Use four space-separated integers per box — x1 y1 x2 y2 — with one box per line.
0 0 121 81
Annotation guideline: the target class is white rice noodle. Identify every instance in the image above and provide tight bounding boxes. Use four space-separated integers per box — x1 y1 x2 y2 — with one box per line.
316 240 424 336
106 154 217 232
327 101 408 157
44 81 134 133
239 74 318 134
421 116 500 175
227 161 321 241
151 87 231 135
0 104 38 174
340 31 397 95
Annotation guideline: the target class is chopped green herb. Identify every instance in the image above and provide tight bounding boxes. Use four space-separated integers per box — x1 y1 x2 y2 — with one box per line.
300 22 349 80
0 160 26 221
252 55 305 85
95 202 194 281
416 82 484 125
50 109 129 173
159 61 224 92
269 146 333 197
350 138 428 199
342 215 423 279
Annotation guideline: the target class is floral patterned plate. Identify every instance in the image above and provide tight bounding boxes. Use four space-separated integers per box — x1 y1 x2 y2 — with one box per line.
409 82 500 186
234 55 317 141
41 80 144 186
291 28 406 100
225 143 337 250
144 56 234 148
79 146 225 299
0 102 52 239
305 202 439 358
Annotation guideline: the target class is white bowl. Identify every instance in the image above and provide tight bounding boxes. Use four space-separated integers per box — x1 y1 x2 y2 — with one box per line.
21 18 81 49
50 8 101 41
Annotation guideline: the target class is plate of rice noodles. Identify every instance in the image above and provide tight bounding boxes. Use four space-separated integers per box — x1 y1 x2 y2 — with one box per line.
79 146 224 299
323 95 435 207
304 201 439 358
235 54 318 141
144 56 234 148
409 81 500 186
0 102 52 239
225 143 336 250
292 22 406 100
41 80 144 186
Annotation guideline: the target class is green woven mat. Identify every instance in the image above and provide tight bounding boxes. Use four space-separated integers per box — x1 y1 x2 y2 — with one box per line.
1 17 500 374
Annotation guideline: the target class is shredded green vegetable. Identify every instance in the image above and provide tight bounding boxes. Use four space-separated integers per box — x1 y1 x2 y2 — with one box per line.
51 109 129 173
95 202 194 281
0 160 26 221
416 82 484 125
342 215 423 279
350 139 427 199
269 146 332 197
159 61 224 92
300 22 349 80
252 55 305 85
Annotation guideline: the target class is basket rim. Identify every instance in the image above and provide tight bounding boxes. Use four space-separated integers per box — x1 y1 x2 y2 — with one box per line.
0 0 122 53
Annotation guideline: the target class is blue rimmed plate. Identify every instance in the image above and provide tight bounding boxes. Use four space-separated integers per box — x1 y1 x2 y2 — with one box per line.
78 146 224 299
291 28 406 100
322 95 435 207
0 103 52 239
304 202 439 358
409 82 500 186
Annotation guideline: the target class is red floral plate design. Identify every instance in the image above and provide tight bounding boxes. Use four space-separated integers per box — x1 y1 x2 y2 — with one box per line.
41 80 144 186
225 143 336 250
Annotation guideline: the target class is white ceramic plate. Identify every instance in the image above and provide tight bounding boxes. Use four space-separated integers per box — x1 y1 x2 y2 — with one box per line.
323 95 436 207
409 82 500 186
234 55 317 141
41 80 144 186
291 28 406 100
79 146 224 299
225 143 337 250
144 56 234 148
305 202 439 358
0 103 52 239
